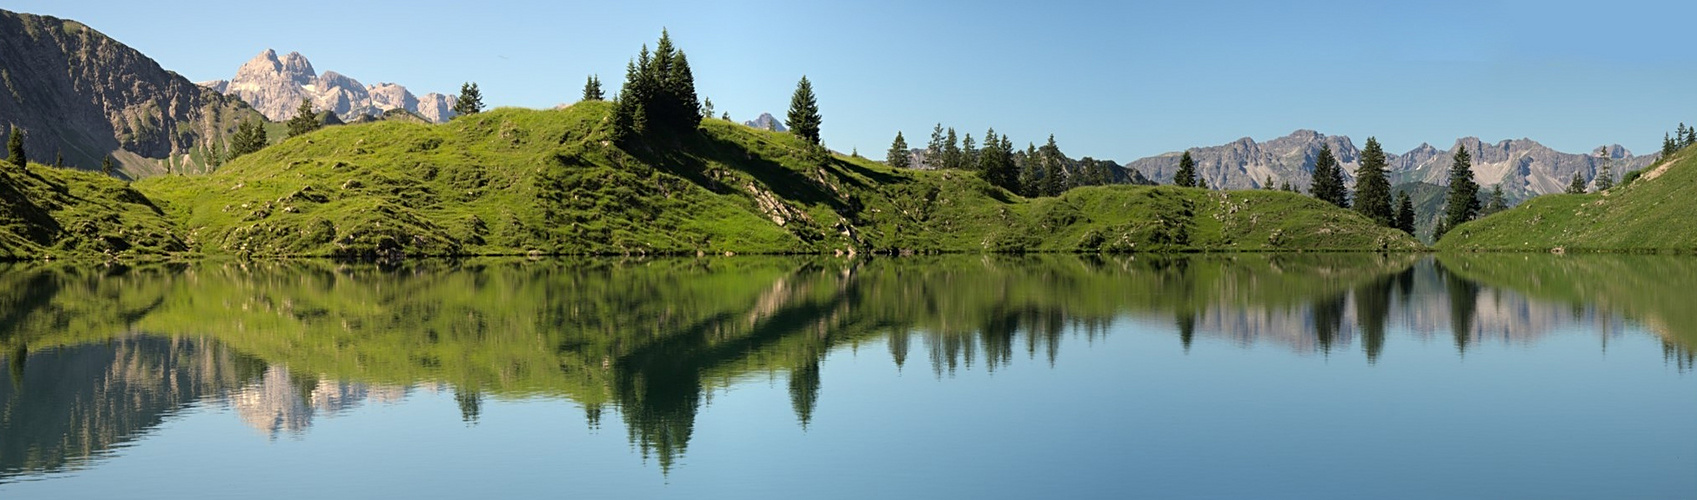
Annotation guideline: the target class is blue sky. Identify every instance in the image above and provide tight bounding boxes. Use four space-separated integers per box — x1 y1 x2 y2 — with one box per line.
12 0 1695 160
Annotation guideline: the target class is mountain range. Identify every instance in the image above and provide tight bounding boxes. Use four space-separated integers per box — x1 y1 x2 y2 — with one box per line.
199 49 456 123
1122 130 1657 202
0 9 258 176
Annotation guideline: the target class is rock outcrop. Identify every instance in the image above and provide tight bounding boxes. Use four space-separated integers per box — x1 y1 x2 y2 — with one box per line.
199 49 456 124
744 112 787 132
0 9 261 176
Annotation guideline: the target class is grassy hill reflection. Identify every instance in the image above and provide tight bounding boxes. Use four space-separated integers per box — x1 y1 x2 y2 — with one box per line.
11 253 1690 476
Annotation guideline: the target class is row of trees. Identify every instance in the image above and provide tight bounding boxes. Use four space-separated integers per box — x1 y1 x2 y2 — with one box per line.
612 30 701 144
1664 122 1696 158
896 124 1121 196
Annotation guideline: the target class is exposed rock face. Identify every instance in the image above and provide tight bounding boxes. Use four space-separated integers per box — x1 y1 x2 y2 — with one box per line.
0 9 260 176
201 49 456 123
744 112 787 132
1127 130 1656 201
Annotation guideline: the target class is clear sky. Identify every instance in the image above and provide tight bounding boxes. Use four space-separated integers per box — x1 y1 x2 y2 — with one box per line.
10 0 1695 161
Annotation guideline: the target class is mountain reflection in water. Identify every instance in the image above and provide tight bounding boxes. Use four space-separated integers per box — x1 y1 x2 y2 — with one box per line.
1 254 1692 480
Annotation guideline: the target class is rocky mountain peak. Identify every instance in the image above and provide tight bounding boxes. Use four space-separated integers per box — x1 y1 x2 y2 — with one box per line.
744 113 786 132
207 49 453 123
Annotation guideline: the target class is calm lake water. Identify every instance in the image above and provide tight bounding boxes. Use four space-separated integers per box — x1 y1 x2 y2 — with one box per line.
0 254 1692 499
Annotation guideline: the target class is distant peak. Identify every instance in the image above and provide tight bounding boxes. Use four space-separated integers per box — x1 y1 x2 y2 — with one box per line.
1286 129 1321 139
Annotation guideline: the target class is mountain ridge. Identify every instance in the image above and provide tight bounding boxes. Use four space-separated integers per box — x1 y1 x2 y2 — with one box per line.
198 49 457 124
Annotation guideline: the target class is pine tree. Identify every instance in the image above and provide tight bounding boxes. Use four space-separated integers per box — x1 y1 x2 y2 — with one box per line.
925 124 944 168
229 119 267 159
101 155 114 177
1198 177 1209 190
1566 172 1587 194
453 82 484 116
701 97 714 119
1686 127 1696 149
1280 180 1294 192
1665 133 1678 159
1264 175 1275 190
1680 123 1691 147
787 76 821 145
942 127 961 170
1354 137 1394 226
1444 147 1482 228
611 32 705 143
887 131 910 169
582 75 604 101
6 126 24 168
1394 191 1416 235
1173 151 1197 187
1019 143 1040 197
1482 184 1507 216
1595 151 1614 191
961 133 977 170
1310 144 1348 208
53 151 63 168
1039 134 1065 196
286 99 320 138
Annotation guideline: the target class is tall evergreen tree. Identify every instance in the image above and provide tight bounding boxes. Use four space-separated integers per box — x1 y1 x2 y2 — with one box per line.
53 151 62 168
1020 143 1040 197
1394 191 1416 235
6 126 24 168
701 97 714 119
1595 151 1614 191
1444 147 1482 228
611 32 705 143
1663 132 1678 158
1039 134 1065 196
961 133 977 170
926 124 944 168
229 119 267 159
1173 151 1197 187
1264 175 1275 190
1686 127 1695 149
787 76 822 145
1680 123 1690 147
101 155 114 177
1310 144 1348 208
1198 177 1209 190
1482 184 1507 216
453 82 484 116
886 131 910 169
1354 137 1394 226
582 75 604 101
286 99 320 138
978 128 1020 193
1566 172 1587 194
941 127 960 170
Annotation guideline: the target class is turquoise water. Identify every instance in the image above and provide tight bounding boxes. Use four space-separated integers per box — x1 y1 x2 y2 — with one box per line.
1 255 1692 498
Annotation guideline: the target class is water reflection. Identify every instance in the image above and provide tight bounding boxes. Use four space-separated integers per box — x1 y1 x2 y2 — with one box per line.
0 253 1693 480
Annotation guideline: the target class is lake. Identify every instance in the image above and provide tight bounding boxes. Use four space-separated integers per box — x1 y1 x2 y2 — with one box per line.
1 254 1692 499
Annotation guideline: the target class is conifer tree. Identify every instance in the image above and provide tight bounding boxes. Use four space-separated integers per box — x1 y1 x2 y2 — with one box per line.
926 124 944 168
942 127 960 170
701 97 714 119
1444 147 1482 228
6 126 24 168
1686 127 1695 149
1680 123 1690 147
1482 184 1507 216
1039 134 1065 196
1264 175 1275 190
961 133 977 170
1280 180 1294 192
1354 137 1394 226
453 82 484 116
1020 143 1040 197
1198 177 1209 190
1595 152 1614 191
582 75 604 101
101 155 114 177
53 151 62 168
1566 172 1587 194
1663 133 1677 158
1394 191 1416 235
1310 144 1348 208
286 99 321 138
787 75 821 145
1173 151 1197 187
887 131 910 169
229 119 267 159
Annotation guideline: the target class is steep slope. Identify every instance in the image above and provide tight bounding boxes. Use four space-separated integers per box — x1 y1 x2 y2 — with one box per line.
1127 130 1656 201
0 9 264 177
199 49 458 124
0 162 188 260
1436 147 1697 252
136 101 1418 258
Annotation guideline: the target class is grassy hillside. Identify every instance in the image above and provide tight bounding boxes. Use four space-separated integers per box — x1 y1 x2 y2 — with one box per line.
0 162 186 260
132 101 1418 258
1437 148 1697 252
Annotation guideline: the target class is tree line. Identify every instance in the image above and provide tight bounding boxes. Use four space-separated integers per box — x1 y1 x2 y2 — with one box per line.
884 124 1134 197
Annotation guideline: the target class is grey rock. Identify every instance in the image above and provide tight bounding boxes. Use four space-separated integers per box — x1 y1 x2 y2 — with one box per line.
207 49 455 123
744 113 786 132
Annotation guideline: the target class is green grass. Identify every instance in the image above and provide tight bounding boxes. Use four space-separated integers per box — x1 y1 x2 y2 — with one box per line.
0 162 186 260
125 102 1417 258
1437 147 1697 252
2 101 1419 259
